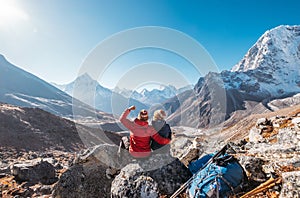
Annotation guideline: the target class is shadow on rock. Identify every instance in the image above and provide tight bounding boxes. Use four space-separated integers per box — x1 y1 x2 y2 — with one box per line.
111 155 192 197
52 144 191 198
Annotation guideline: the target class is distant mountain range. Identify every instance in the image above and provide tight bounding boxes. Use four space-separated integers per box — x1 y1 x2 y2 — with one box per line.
0 52 190 128
52 73 148 117
113 85 192 105
53 74 192 116
0 55 120 131
166 25 300 128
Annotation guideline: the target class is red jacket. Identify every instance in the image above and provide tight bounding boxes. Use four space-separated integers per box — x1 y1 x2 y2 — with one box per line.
120 109 170 158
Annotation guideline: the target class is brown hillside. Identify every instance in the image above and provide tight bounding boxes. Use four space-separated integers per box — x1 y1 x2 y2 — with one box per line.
219 104 300 142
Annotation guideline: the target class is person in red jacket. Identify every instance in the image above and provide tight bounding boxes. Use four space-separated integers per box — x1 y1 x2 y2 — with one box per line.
120 105 171 158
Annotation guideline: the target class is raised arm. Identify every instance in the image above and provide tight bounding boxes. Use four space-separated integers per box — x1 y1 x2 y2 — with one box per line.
120 107 135 130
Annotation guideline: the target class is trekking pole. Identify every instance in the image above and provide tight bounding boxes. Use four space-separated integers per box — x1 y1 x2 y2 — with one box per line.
170 144 230 198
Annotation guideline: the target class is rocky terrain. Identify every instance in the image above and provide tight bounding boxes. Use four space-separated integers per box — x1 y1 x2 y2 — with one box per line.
0 103 124 197
2 102 299 197
52 104 300 198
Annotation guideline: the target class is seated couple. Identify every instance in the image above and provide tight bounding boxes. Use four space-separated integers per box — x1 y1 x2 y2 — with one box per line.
120 106 172 158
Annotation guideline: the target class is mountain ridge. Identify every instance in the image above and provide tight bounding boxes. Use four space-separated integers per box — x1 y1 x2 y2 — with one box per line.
166 25 300 128
53 73 148 117
54 75 193 110
0 55 120 131
0 102 123 151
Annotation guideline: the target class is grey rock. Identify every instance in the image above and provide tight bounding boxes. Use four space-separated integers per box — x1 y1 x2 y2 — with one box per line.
74 144 131 169
256 117 268 126
248 128 263 143
238 156 267 182
111 164 159 198
52 163 112 198
280 171 300 198
11 160 57 185
111 155 191 197
53 144 131 198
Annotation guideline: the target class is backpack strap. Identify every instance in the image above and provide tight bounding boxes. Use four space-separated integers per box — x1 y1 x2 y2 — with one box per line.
194 172 218 197
214 155 235 166
217 174 235 192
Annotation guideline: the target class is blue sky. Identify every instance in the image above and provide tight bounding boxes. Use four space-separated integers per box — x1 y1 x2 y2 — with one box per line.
0 0 300 90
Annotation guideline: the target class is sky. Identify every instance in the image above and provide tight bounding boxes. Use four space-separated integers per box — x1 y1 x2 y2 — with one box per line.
0 0 300 90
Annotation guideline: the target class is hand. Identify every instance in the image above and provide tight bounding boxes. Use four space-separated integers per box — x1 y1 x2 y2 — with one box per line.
128 105 136 111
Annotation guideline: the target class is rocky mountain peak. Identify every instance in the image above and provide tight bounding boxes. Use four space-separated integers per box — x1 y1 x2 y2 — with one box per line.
71 73 107 92
166 25 300 128
225 25 300 98
231 25 300 73
76 72 96 83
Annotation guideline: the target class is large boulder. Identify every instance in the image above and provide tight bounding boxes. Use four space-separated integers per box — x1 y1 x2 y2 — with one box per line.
52 144 132 198
111 163 160 198
10 159 57 185
53 143 191 197
111 154 192 197
73 144 132 169
52 161 111 198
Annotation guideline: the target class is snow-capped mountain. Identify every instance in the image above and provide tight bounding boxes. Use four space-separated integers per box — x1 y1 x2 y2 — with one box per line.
113 87 141 99
232 25 300 72
228 25 300 97
54 73 148 116
57 73 111 113
0 55 119 130
167 25 300 128
138 85 181 105
114 85 193 105
55 75 192 115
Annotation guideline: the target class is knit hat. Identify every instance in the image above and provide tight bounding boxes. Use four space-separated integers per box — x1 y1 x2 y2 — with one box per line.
138 109 148 121
153 109 166 121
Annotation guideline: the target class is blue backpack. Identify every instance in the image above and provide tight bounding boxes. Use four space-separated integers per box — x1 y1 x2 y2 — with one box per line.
188 153 246 198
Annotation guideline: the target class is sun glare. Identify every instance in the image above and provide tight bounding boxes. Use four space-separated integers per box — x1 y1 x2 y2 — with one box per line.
0 0 29 28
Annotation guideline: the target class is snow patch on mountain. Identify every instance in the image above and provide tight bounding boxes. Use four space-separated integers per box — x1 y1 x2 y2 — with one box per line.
114 85 193 105
226 25 300 97
166 25 300 128
55 74 194 113
55 73 148 116
232 25 300 72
